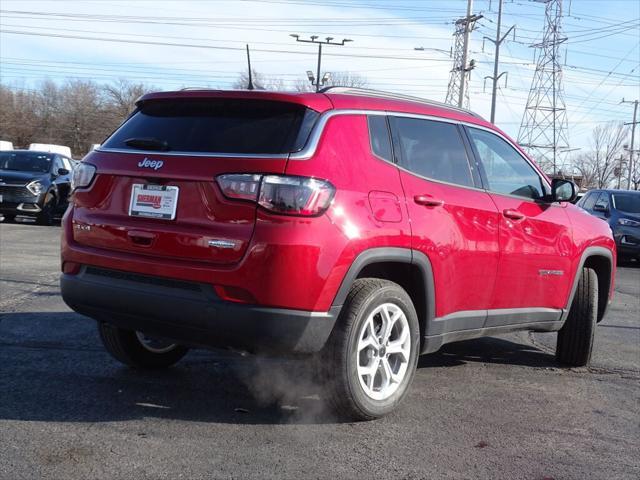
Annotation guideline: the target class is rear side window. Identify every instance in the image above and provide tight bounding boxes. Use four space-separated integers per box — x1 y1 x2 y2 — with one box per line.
390 117 474 187
102 98 319 154
367 115 393 162
467 127 545 200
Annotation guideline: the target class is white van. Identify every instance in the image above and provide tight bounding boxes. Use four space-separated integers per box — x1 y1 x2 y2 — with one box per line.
29 143 72 158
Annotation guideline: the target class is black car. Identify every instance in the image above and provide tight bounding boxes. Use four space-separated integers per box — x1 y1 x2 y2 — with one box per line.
0 150 73 225
577 189 640 261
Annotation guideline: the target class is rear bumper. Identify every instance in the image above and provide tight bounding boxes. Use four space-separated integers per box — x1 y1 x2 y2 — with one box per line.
60 267 339 354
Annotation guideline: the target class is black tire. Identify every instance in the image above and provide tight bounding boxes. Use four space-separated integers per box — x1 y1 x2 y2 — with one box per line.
36 196 55 226
98 322 189 369
320 278 420 421
556 267 598 366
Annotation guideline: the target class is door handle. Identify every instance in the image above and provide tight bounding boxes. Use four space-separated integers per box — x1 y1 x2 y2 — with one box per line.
503 209 525 221
414 195 444 207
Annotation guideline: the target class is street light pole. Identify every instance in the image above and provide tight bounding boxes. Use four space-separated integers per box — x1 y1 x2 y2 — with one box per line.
316 42 322 93
290 34 353 91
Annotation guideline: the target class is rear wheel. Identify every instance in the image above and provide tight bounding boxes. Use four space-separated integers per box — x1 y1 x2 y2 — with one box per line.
320 278 420 420
556 267 598 366
98 322 188 369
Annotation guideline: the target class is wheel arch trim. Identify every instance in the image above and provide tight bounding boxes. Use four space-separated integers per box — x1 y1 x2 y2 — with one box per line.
563 246 614 323
330 247 436 332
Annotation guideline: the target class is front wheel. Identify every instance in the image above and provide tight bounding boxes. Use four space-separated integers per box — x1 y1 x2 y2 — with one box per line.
556 267 598 366
98 323 189 369
36 196 55 226
320 278 420 420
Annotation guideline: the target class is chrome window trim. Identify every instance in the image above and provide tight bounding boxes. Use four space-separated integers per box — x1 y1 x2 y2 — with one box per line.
96 107 550 207
95 147 288 159
290 108 548 186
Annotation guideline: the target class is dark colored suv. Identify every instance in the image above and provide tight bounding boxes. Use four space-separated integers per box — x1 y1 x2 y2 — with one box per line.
0 150 73 224
60 88 616 419
577 189 640 261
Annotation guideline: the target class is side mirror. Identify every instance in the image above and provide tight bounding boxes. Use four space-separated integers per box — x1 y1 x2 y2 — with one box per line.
551 178 577 203
57 168 70 176
593 203 608 213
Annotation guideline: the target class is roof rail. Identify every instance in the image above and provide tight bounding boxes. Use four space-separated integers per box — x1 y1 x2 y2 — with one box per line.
319 86 484 119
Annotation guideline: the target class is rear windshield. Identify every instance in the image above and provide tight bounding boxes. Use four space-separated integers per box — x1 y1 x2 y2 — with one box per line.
102 98 319 155
612 193 640 214
0 151 53 173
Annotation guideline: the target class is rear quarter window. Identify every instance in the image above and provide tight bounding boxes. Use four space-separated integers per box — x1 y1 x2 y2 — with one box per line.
367 115 393 162
102 98 319 155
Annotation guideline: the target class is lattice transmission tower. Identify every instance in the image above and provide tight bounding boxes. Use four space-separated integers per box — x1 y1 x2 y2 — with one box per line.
445 1 482 109
518 0 569 175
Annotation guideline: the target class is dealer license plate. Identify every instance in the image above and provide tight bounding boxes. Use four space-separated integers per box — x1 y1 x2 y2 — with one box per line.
129 184 179 220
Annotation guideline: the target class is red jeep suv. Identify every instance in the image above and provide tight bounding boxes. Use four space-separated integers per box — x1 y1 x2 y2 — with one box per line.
61 88 616 420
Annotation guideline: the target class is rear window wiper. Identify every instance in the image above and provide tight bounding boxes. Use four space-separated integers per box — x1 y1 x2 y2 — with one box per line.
124 137 170 151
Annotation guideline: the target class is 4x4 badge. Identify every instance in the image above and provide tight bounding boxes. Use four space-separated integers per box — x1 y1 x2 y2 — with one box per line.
138 158 164 170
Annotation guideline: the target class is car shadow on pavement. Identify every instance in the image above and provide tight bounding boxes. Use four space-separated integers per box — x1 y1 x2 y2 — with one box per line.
419 336 559 369
1 311 558 426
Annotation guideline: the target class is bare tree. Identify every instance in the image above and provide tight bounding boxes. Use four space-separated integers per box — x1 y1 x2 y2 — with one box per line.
631 153 640 190
232 69 285 91
103 79 150 120
0 85 40 147
0 79 155 156
294 71 368 92
572 123 628 189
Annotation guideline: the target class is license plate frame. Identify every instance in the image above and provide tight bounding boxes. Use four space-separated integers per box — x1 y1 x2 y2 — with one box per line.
129 184 179 220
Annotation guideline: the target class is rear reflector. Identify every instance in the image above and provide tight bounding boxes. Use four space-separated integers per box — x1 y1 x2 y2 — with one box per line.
62 261 81 275
216 174 334 217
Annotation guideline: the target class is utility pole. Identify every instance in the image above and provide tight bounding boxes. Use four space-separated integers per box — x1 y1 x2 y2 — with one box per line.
290 34 352 92
615 155 625 189
445 0 482 109
483 0 515 123
518 0 569 175
621 98 639 190
245 44 254 90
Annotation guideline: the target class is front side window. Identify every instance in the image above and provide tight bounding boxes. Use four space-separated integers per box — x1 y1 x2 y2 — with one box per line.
595 192 610 210
580 192 598 210
468 127 546 200
61 157 74 171
390 117 474 187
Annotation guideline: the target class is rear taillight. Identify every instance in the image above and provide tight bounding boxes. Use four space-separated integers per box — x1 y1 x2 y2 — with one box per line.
71 163 96 190
216 174 335 217
216 174 262 201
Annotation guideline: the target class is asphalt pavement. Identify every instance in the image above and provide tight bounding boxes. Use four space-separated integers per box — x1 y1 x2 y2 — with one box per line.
1 221 638 480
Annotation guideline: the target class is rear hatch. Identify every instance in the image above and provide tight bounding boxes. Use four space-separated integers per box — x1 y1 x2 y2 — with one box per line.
72 93 329 265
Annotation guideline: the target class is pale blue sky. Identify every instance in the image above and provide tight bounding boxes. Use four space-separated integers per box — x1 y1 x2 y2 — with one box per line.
1 0 639 163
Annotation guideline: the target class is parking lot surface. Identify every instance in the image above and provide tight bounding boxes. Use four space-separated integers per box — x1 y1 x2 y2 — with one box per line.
1 221 639 480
